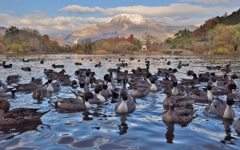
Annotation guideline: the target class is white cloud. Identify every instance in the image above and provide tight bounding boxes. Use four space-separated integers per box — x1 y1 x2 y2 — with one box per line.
58 5 104 14
180 0 240 4
59 3 237 17
0 11 111 34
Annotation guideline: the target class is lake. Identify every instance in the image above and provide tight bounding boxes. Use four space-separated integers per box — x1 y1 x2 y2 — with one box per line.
0 53 240 150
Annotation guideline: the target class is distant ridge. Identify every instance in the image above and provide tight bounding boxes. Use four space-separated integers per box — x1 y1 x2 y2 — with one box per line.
0 27 7 36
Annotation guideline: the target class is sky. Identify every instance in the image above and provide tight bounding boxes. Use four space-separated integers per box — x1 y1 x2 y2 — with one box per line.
0 0 240 35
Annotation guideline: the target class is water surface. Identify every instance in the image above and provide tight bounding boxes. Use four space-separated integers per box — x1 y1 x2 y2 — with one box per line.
0 54 240 150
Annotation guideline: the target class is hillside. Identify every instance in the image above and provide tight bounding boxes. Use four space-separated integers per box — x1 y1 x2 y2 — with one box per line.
193 8 240 41
0 27 7 36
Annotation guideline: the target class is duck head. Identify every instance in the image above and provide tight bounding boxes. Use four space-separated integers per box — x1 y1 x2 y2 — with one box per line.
0 99 10 113
121 91 128 101
94 85 102 94
226 94 235 106
84 91 94 103
227 83 237 91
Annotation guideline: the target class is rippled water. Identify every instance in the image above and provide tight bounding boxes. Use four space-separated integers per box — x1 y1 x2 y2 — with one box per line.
0 53 240 150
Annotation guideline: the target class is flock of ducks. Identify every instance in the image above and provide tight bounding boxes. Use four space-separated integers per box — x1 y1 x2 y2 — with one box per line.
0 55 240 135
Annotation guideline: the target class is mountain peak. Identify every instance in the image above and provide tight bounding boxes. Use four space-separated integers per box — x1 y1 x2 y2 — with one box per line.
109 14 149 25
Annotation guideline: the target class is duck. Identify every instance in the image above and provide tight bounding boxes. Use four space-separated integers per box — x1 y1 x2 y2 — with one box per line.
30 77 43 85
210 94 235 119
16 81 40 92
6 75 21 84
189 85 213 102
0 99 48 126
32 88 48 101
130 84 150 99
0 80 14 92
70 80 78 88
93 85 106 103
40 59 44 64
162 102 196 126
211 82 236 96
3 63 12 68
234 118 240 134
115 90 136 114
149 77 162 92
95 62 102 67
101 84 112 100
223 94 235 119
162 91 193 109
0 61 6 66
75 62 82 65
56 91 93 111
0 90 16 99
171 81 186 96
22 58 29 62
21 67 31 71
52 64 64 68
181 73 200 88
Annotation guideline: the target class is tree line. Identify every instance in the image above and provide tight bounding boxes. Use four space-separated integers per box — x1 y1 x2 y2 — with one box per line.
165 8 240 54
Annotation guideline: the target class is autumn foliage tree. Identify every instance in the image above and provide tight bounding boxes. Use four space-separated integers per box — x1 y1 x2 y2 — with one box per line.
193 17 219 41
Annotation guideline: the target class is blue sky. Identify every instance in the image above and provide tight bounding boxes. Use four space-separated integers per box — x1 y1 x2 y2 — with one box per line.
0 0 240 34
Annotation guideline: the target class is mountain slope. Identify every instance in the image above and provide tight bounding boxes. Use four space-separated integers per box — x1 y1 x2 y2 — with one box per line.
63 14 196 44
0 27 7 36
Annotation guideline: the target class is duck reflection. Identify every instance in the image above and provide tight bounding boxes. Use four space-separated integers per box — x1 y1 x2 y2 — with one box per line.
220 118 237 144
117 114 128 135
163 121 175 144
0 120 50 141
82 111 93 121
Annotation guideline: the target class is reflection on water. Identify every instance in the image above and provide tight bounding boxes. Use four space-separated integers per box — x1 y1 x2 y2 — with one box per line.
0 54 240 149
221 119 238 145
163 121 175 144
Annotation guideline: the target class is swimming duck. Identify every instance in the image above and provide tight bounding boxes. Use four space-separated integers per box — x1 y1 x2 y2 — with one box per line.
6 75 21 84
101 84 112 99
30 77 43 85
162 91 193 109
211 82 236 96
22 58 29 62
189 85 213 102
0 90 16 99
3 63 12 68
210 94 235 119
223 94 235 119
74 62 82 65
130 85 150 99
52 64 64 68
95 62 102 67
16 82 40 92
0 61 6 66
40 59 44 64
21 67 31 71
56 92 93 111
0 99 48 126
93 85 106 103
70 80 78 88
162 103 196 126
115 90 136 114
149 77 162 92
171 81 186 96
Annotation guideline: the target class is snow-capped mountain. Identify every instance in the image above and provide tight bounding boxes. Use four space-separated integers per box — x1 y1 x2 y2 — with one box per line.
108 14 151 25
63 14 196 43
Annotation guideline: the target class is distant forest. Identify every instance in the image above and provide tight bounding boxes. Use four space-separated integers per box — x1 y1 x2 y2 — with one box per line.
1 8 240 54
